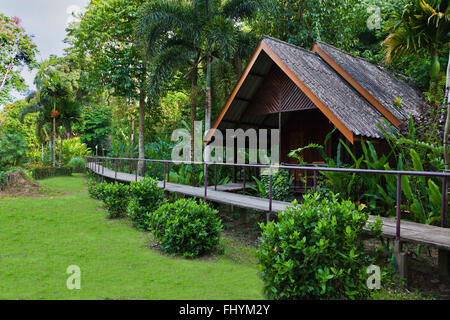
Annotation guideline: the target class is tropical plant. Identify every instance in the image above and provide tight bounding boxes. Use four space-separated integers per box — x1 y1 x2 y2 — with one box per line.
250 169 293 201
383 0 449 86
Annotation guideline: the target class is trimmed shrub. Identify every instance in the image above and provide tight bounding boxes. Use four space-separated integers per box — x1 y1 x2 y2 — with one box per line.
102 182 130 218
127 177 164 230
146 198 222 258
257 193 377 300
87 178 107 200
32 167 72 180
66 157 86 173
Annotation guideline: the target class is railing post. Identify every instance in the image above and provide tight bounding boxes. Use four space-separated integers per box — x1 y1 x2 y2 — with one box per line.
396 173 402 241
193 163 196 187
243 166 246 195
442 176 448 228
115 158 118 180
204 163 208 198
143 160 146 178
167 162 170 183
102 157 104 175
313 170 317 193
214 163 217 191
268 166 273 222
163 162 166 189
135 159 138 181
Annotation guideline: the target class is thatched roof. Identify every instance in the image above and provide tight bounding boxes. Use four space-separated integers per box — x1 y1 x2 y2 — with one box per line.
208 36 426 144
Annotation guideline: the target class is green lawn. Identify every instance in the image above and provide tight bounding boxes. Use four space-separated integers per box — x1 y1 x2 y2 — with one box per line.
0 174 263 299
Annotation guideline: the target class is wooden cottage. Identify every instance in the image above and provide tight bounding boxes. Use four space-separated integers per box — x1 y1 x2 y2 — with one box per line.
206 36 426 165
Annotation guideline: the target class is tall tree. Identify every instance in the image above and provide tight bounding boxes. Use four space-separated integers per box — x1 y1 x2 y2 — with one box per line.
0 14 38 106
20 56 82 167
66 0 148 173
136 0 259 160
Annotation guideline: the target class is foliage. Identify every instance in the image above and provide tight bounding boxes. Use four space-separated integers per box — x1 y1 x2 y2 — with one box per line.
250 169 293 201
66 157 86 173
0 14 38 104
383 0 449 81
32 167 73 180
0 131 28 168
87 178 107 200
60 137 90 164
127 177 164 230
146 198 222 258
78 106 112 150
257 193 378 300
102 182 130 218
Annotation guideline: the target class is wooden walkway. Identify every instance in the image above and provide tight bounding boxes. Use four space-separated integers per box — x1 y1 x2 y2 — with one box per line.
86 162 450 252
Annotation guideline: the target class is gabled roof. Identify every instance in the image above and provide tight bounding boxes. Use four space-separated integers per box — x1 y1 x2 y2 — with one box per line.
312 41 425 126
207 36 426 144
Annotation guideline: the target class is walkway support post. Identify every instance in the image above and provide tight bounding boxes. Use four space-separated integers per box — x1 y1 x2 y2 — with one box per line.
135 159 138 181
313 170 317 193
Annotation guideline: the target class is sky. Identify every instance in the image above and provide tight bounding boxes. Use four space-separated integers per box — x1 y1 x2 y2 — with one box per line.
0 0 90 108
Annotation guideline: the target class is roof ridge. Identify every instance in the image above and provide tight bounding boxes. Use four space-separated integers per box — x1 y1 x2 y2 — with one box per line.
262 35 318 57
315 40 423 96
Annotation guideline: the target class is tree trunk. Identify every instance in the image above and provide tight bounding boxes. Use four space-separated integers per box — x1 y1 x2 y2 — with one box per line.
204 55 212 162
190 63 198 162
443 51 450 171
138 87 146 175
59 134 63 168
52 117 56 167
130 116 135 158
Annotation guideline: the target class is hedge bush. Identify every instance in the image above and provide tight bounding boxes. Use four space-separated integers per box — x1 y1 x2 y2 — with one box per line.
66 157 86 173
87 178 107 200
257 193 378 300
102 182 130 218
146 198 222 258
127 177 164 230
32 167 73 180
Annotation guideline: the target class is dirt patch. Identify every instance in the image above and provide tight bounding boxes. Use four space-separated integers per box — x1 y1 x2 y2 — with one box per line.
0 169 59 197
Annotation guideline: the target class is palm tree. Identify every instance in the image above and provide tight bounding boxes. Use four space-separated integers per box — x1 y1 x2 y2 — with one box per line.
20 58 81 166
383 0 448 85
136 0 259 161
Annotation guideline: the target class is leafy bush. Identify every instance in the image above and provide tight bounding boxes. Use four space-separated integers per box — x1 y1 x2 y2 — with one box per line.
251 169 293 201
146 198 222 258
32 167 72 180
87 178 107 200
127 177 164 230
60 137 91 163
0 131 28 168
66 157 86 172
102 182 130 218
257 193 377 300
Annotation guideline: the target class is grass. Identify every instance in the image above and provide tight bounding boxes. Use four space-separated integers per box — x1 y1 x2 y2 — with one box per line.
0 174 263 299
